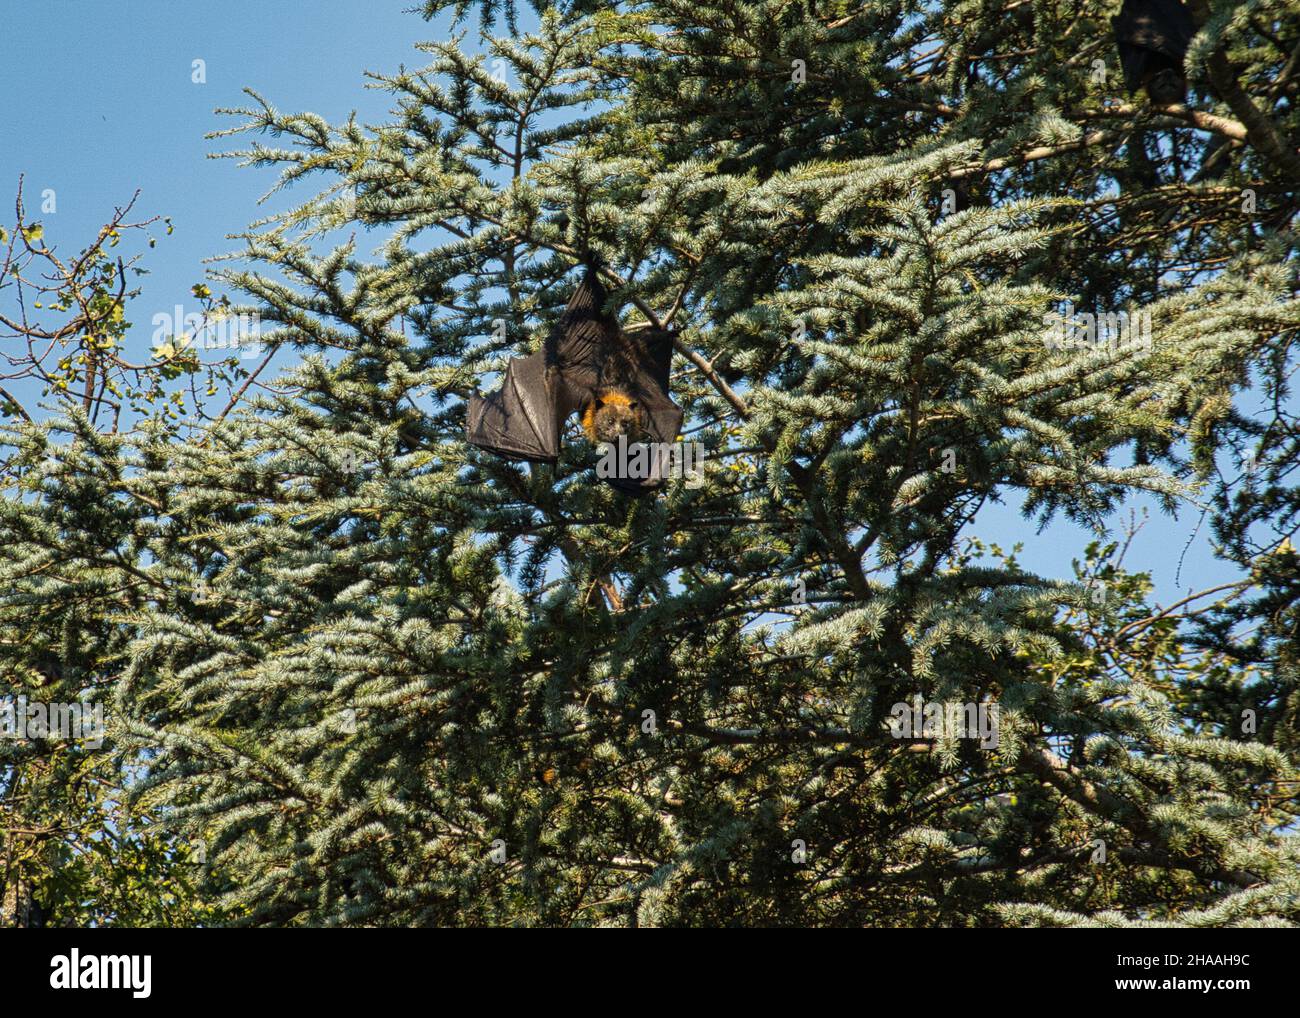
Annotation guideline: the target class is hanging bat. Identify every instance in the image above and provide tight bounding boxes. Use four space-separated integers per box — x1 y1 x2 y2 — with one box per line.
466 268 683 495
1112 0 1195 105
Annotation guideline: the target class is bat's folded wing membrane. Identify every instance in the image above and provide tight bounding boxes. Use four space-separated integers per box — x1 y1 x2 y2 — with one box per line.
637 329 683 447
466 350 561 463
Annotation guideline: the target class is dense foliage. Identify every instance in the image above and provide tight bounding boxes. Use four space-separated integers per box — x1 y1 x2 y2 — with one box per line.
3 1 1298 926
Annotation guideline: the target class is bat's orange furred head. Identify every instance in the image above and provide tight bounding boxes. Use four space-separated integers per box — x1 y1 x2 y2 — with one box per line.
582 389 647 444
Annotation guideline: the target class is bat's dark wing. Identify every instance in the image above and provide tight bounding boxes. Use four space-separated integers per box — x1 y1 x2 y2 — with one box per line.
604 328 685 496
548 268 622 400
466 349 561 462
630 328 683 446
466 270 607 463
1112 0 1195 93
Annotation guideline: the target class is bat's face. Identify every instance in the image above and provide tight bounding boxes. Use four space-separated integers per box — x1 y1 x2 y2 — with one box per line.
583 390 647 445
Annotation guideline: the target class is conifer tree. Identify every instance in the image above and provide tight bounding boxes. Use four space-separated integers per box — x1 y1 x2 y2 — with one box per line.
5 1 1298 926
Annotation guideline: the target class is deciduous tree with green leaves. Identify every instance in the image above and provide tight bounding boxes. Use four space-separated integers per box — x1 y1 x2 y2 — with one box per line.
0 195 237 926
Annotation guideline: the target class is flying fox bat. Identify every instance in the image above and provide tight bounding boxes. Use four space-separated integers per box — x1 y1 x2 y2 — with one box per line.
466 268 683 495
1112 0 1195 105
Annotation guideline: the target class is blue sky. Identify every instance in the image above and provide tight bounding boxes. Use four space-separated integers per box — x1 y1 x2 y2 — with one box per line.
0 0 1248 604
0 1 439 346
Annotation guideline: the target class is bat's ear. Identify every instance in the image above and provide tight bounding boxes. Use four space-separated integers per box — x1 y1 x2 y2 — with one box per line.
629 400 641 411
592 395 605 409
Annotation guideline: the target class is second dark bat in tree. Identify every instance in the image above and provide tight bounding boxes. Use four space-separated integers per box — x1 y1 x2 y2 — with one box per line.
1112 0 1195 105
